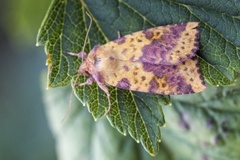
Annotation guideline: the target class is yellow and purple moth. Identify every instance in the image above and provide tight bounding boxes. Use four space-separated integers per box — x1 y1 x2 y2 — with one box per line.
69 22 206 112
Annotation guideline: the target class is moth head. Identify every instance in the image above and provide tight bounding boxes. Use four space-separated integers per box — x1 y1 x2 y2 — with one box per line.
78 52 96 77
78 61 90 76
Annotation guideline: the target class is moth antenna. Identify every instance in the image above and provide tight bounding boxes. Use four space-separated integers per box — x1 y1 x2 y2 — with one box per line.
62 12 92 122
61 87 74 123
61 74 81 123
81 11 92 52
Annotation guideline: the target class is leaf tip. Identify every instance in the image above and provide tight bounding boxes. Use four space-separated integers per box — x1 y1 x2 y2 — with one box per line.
36 42 40 47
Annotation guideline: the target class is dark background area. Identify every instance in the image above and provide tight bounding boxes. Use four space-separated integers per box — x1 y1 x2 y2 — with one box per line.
0 0 57 159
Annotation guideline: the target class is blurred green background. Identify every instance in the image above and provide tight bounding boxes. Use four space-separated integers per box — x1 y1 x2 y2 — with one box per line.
0 0 57 159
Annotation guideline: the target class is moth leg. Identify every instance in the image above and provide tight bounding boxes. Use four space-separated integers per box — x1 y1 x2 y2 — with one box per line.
65 51 88 59
75 77 94 87
97 83 111 114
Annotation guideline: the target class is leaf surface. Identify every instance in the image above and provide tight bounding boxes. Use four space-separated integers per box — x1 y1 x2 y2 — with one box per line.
42 80 173 160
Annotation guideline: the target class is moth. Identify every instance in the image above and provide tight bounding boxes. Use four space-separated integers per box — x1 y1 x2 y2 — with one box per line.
68 21 206 113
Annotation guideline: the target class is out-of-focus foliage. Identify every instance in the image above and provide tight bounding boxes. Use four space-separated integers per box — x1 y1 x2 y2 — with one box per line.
0 0 57 160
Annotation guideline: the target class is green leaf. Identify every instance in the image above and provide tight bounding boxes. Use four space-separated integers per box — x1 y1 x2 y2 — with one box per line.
161 80 240 160
36 0 240 156
73 77 169 155
41 77 173 160
198 56 233 86
36 0 86 87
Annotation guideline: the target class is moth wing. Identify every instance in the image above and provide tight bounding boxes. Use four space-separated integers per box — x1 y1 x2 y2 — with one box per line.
96 22 199 65
96 55 206 95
